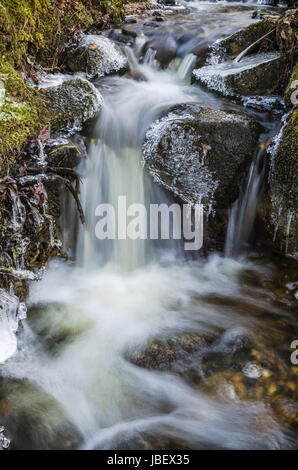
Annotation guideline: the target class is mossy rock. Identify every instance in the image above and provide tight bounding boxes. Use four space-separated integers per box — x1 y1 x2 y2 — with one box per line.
45 136 87 169
41 78 103 133
0 62 50 173
213 19 277 62
260 109 298 255
193 52 286 97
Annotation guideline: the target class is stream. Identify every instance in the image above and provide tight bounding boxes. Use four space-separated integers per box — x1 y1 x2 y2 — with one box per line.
0 1 297 450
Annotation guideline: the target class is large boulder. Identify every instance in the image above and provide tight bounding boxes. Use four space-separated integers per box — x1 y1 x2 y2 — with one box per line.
41 78 103 133
259 109 298 256
193 52 286 97
67 34 128 79
143 103 261 248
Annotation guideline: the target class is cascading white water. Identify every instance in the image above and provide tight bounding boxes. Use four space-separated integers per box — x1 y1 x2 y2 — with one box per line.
225 147 265 257
76 49 199 270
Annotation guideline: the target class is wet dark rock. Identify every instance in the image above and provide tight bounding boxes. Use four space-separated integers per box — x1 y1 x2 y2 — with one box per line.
41 78 103 133
157 0 176 5
259 109 298 256
124 17 137 24
45 136 87 169
107 29 134 46
121 26 139 38
142 35 177 67
67 34 128 79
143 103 261 210
193 52 286 98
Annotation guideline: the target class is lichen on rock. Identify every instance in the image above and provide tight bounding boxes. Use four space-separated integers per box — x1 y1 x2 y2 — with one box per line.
41 78 103 133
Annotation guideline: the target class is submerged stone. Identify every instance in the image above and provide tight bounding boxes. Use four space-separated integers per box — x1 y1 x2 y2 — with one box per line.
41 78 103 133
193 52 286 97
67 34 128 79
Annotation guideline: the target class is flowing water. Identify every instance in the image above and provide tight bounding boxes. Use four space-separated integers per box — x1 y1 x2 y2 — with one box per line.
0 1 297 450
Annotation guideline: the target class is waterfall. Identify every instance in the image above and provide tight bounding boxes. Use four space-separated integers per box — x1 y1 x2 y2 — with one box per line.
225 147 265 257
76 50 198 270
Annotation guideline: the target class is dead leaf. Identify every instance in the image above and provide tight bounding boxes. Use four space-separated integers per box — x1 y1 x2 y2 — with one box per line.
37 123 51 142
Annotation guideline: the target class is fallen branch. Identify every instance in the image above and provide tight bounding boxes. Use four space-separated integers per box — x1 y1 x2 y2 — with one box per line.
234 29 275 63
65 180 86 225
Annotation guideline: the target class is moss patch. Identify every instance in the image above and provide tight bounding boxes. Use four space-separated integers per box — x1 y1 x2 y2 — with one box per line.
219 19 277 59
0 61 51 173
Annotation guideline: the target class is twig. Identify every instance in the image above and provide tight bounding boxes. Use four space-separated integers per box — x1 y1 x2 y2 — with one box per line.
65 181 86 225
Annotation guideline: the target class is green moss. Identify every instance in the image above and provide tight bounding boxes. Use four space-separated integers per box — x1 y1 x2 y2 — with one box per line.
220 19 276 59
0 61 51 172
0 1 130 68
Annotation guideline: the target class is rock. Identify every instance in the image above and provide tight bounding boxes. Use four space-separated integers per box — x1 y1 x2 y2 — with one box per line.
143 103 261 211
276 9 298 64
142 35 177 68
45 136 87 169
207 19 277 64
41 78 103 133
259 109 298 256
67 34 128 79
193 52 286 97
131 332 210 377
242 95 285 113
157 0 176 5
